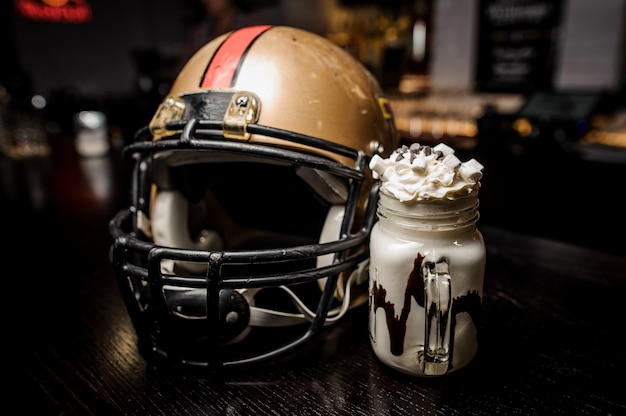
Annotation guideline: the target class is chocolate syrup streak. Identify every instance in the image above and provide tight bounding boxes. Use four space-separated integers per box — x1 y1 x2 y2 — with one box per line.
372 253 482 363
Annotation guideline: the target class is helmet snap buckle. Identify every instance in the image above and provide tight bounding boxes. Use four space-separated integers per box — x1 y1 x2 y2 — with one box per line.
149 96 186 139
223 92 260 140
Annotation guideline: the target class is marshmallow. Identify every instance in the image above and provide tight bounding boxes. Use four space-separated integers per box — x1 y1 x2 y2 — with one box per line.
369 143 484 202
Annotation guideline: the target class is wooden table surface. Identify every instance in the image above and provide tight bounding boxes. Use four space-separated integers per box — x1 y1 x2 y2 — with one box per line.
2 135 625 415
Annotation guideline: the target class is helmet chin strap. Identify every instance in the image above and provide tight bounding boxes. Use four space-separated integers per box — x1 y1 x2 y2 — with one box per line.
243 258 369 328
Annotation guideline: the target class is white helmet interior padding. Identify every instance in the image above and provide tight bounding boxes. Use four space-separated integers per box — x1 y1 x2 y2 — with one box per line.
152 190 223 274
295 166 349 205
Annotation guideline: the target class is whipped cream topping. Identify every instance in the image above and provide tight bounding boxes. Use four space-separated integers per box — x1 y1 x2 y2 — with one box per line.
369 143 484 202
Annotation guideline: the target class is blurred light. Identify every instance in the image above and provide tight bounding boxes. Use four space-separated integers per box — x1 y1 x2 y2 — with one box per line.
15 0 93 24
77 111 106 129
31 94 47 109
74 111 109 157
138 76 153 93
513 118 533 137
412 21 427 62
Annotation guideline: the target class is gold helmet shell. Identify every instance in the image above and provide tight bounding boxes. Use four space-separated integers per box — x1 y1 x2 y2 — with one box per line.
149 25 397 166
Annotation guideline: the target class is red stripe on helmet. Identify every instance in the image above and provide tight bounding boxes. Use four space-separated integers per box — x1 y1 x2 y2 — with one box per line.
201 25 272 89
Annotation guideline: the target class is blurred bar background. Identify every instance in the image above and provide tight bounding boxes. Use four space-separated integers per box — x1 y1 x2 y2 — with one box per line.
2 0 626 255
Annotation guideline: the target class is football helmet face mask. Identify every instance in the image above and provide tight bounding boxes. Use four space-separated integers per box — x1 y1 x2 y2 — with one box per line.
110 25 398 370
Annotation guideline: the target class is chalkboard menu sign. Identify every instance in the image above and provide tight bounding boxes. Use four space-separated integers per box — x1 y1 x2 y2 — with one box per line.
476 0 562 93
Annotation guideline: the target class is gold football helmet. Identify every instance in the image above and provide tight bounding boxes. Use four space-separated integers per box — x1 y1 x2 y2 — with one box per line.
110 25 398 370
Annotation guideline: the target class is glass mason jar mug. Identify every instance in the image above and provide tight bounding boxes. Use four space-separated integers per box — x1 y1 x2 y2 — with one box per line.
369 189 486 376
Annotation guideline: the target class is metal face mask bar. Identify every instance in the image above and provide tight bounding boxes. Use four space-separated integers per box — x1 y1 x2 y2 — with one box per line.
109 109 378 371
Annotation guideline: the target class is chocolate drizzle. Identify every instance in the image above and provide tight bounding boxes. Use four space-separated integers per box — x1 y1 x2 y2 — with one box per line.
371 252 482 362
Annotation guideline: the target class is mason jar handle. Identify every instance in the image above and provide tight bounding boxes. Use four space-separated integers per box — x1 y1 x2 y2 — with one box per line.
419 259 452 376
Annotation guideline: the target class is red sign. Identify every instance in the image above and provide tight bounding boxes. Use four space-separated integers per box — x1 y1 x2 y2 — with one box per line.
15 0 93 24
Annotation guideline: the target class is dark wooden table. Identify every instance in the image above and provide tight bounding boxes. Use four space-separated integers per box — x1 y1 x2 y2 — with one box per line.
2 134 625 415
